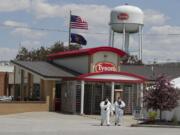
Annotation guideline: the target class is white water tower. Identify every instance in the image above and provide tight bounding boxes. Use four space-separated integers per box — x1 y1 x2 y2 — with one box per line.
109 4 144 60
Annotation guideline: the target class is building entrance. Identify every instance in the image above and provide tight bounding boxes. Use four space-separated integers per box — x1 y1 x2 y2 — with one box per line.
114 84 140 114
84 83 111 114
114 90 123 100
83 83 140 115
55 82 61 112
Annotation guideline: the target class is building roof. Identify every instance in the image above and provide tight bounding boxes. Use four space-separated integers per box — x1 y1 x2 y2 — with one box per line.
12 61 80 79
121 63 180 80
48 46 127 60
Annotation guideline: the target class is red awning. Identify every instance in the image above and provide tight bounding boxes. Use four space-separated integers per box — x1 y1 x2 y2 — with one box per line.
76 71 147 83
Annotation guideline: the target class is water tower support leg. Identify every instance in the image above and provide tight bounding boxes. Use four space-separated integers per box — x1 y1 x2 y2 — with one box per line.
139 25 143 61
109 28 112 47
123 23 126 51
125 33 129 53
112 31 115 47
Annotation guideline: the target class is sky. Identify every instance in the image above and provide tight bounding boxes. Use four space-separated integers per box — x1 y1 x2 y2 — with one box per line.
0 0 180 63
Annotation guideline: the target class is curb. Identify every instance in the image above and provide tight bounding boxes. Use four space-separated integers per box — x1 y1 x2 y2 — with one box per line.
81 115 116 122
80 115 133 126
81 115 101 121
131 124 180 128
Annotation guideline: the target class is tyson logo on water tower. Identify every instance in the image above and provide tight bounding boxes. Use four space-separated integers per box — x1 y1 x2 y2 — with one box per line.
117 13 129 20
94 62 117 72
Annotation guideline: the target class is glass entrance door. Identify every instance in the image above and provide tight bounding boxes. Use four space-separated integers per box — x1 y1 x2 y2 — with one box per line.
84 83 102 114
84 83 111 114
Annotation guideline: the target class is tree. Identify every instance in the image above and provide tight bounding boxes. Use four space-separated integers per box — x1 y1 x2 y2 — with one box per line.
15 41 82 61
144 75 179 120
69 44 82 51
16 47 30 61
49 41 66 53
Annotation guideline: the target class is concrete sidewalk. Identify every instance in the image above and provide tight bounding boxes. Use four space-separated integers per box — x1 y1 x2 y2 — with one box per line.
0 112 179 135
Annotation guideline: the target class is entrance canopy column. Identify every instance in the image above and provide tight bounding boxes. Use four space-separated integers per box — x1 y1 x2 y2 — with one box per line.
80 80 85 115
20 69 25 101
140 83 144 118
111 82 115 115
111 82 115 104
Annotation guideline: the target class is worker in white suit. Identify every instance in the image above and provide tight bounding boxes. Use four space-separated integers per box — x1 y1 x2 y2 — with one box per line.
100 98 111 126
114 97 126 126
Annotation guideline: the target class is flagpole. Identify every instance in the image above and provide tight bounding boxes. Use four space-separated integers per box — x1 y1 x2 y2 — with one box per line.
68 10 72 47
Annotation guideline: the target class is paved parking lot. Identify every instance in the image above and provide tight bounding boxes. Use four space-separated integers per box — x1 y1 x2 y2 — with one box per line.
0 112 179 135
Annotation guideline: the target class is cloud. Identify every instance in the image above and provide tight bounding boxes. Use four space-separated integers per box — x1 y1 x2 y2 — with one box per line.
31 0 61 18
3 20 47 40
0 48 18 60
149 25 180 34
31 1 110 29
0 0 30 12
32 1 171 29
20 40 42 49
11 28 47 39
0 0 170 30
142 25 180 63
68 4 110 28
0 0 168 29
144 9 169 26
0 40 48 60
3 20 28 27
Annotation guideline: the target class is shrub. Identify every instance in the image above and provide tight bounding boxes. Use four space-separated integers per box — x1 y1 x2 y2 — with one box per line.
171 115 178 125
148 111 157 121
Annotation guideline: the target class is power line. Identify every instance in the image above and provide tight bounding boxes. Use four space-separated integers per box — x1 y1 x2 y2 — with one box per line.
0 23 110 35
0 24 67 33
0 23 180 36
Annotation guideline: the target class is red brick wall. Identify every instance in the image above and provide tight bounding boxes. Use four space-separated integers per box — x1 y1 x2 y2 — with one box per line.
0 72 8 96
0 101 49 115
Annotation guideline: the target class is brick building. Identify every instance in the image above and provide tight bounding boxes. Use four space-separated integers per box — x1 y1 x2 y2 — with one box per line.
0 72 8 96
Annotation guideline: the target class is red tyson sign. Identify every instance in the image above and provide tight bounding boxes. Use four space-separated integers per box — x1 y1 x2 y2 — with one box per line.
117 13 129 20
94 62 117 72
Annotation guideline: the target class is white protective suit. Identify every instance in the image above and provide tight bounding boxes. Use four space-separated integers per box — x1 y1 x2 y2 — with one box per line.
100 100 111 126
114 100 126 125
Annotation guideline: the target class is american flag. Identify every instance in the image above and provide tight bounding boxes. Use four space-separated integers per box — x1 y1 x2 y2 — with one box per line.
70 15 88 30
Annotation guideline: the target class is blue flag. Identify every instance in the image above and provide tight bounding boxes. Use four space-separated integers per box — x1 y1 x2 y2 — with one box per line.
71 33 87 45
